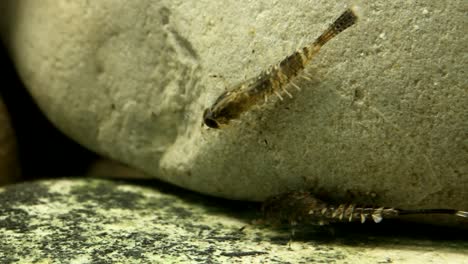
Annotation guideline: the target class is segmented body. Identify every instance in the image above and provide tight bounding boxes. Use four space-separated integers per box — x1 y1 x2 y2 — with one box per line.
261 191 468 226
203 9 358 129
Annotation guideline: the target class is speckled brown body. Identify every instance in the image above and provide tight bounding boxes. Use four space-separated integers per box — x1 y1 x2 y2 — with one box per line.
261 191 468 226
203 9 358 128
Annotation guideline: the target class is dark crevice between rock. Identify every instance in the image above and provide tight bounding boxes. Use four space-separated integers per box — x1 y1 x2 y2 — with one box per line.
0 41 98 183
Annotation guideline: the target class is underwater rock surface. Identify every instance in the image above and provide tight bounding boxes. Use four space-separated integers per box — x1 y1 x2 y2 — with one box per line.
1 0 466 213
1 178 467 263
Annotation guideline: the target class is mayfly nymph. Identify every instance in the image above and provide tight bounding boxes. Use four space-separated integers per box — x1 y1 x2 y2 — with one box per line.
261 191 468 226
203 8 358 129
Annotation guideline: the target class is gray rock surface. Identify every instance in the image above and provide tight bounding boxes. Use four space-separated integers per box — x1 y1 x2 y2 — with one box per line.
0 97 20 185
1 178 467 264
0 0 467 212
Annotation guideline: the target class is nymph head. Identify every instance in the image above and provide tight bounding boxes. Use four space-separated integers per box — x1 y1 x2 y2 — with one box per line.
202 108 221 129
202 89 245 129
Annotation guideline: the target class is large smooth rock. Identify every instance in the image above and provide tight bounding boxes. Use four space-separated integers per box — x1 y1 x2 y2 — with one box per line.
1 0 466 212
1 179 467 263
0 97 20 185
